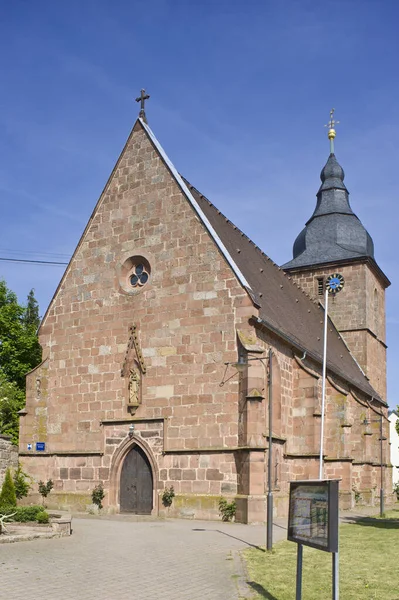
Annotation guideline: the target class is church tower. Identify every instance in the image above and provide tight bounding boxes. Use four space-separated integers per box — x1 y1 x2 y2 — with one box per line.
283 111 390 400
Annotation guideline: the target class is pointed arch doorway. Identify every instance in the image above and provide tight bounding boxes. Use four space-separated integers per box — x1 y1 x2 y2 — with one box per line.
120 444 153 514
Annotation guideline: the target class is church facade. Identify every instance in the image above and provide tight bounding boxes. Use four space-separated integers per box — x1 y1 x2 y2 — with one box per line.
19 107 392 522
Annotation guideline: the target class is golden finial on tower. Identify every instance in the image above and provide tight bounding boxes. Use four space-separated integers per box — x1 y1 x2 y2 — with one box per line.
324 108 339 154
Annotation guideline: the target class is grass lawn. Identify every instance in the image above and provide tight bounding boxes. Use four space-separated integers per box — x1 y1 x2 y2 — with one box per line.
242 507 399 600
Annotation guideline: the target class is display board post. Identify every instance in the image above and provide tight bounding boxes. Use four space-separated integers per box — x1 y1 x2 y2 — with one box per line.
296 543 303 600
288 480 340 599
333 551 339 600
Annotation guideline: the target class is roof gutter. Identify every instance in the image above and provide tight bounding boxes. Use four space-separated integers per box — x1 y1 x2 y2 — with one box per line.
252 315 387 407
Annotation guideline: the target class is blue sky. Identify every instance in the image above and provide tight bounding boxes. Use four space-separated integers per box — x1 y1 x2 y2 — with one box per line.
0 0 397 407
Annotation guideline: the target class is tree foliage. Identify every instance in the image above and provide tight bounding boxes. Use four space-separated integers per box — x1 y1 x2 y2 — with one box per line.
0 280 42 443
0 374 25 444
24 289 40 329
0 281 42 390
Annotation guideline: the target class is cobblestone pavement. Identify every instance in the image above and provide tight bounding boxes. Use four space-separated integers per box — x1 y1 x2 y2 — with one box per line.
0 517 288 600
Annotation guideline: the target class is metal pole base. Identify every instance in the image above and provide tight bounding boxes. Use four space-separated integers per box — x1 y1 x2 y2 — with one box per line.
332 551 339 600
266 493 273 551
380 488 385 518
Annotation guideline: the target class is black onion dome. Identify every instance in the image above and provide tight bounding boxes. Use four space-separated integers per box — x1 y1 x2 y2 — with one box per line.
319 154 346 191
283 153 375 269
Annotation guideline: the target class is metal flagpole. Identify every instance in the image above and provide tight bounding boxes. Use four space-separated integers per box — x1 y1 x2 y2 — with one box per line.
380 412 385 517
319 273 344 480
267 348 273 550
319 286 329 480
318 271 344 599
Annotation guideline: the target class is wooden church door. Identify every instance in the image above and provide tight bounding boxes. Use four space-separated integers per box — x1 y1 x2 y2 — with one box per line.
120 445 153 514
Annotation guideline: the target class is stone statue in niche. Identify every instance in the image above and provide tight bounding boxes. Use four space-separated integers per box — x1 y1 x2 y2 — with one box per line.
129 368 140 404
36 377 41 399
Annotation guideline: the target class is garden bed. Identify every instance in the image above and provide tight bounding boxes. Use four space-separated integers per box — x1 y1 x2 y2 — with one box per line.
0 512 72 543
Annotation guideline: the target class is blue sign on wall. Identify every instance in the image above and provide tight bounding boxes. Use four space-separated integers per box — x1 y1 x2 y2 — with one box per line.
36 442 46 452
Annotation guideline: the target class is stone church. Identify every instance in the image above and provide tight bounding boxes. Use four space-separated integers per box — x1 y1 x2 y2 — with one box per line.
19 100 391 522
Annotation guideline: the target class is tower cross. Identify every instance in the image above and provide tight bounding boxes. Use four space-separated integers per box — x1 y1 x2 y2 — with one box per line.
324 108 340 154
326 108 339 130
136 89 150 123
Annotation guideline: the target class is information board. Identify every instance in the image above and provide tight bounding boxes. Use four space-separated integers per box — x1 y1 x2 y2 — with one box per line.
288 480 339 552
35 442 46 452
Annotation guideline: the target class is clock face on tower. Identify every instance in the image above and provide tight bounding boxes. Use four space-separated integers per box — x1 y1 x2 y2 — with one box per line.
326 273 345 294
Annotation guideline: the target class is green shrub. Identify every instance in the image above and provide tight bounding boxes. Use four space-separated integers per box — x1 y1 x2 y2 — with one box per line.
15 506 45 522
91 483 105 510
13 464 31 500
353 487 361 504
0 504 46 522
161 485 175 507
0 503 15 516
8 505 45 522
38 479 53 505
36 510 49 524
0 468 17 507
219 497 236 522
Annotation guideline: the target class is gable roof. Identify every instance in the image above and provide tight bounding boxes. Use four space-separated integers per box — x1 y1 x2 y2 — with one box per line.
182 179 383 404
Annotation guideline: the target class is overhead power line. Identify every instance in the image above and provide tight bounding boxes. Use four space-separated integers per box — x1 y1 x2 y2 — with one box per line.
0 257 68 266
0 248 71 260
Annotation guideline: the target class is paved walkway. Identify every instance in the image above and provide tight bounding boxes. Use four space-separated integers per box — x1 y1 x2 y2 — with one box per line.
0 507 382 600
0 517 288 600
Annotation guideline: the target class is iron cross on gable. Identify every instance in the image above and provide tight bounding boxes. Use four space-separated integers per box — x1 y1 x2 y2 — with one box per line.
136 89 150 123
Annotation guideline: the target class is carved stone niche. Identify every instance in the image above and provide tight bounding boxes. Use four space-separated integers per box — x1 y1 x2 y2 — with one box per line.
121 324 147 416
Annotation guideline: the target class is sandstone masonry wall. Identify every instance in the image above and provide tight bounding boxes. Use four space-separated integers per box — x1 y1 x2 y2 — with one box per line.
0 435 18 486
19 121 256 515
290 261 387 400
